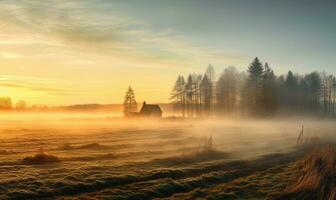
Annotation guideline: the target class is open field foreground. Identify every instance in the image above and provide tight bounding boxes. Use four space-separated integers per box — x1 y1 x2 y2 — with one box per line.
0 116 335 200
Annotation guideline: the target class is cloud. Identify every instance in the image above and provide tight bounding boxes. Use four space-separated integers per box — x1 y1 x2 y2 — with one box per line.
0 82 71 93
0 0 247 69
0 75 90 96
0 0 137 47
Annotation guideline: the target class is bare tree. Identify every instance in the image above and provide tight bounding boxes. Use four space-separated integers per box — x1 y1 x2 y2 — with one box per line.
201 74 211 116
216 66 239 115
321 72 335 115
170 75 186 117
205 65 216 114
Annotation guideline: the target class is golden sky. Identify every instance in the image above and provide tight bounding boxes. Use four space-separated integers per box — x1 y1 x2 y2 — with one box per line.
0 0 249 106
1 0 334 106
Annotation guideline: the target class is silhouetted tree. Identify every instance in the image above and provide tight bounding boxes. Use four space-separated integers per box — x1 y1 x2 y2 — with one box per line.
216 66 239 115
298 77 310 113
305 72 321 113
169 57 335 118
238 72 249 118
205 65 215 113
0 97 13 110
201 74 211 115
260 63 277 115
247 57 264 114
332 76 336 115
185 74 194 117
321 72 334 115
195 74 203 117
123 86 137 116
282 71 300 112
170 75 186 117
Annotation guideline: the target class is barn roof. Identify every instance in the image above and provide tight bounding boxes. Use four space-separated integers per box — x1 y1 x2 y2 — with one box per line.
140 102 162 115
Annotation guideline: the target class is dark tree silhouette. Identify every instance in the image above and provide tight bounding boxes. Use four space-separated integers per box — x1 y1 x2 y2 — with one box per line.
201 74 211 116
170 57 336 118
282 71 300 112
260 63 277 115
247 57 264 114
305 72 321 112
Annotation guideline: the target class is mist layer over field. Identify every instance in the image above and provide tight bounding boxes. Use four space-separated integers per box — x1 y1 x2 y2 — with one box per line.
0 114 335 199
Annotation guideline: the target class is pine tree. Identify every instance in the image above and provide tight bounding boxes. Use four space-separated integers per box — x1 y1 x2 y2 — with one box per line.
123 86 137 116
282 71 299 111
247 57 264 114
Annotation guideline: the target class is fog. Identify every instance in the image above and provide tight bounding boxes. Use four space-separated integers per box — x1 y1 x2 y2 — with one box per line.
0 113 335 199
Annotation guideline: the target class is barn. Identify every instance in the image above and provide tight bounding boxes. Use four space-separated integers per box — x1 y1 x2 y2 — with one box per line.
139 102 162 118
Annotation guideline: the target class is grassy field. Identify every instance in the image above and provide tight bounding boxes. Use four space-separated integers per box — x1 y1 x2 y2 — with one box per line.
0 115 335 199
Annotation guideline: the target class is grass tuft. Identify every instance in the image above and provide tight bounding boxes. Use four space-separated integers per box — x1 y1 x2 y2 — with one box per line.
22 152 60 165
272 145 336 200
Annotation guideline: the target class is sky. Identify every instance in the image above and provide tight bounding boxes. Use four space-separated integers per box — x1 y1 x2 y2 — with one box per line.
0 0 335 106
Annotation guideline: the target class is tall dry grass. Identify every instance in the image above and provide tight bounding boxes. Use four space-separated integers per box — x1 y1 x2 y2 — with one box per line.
273 145 336 200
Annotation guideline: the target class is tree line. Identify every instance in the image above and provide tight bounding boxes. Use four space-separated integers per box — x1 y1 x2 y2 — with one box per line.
0 97 27 110
170 57 336 118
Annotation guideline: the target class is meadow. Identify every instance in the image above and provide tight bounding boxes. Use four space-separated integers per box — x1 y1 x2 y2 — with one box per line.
0 114 335 199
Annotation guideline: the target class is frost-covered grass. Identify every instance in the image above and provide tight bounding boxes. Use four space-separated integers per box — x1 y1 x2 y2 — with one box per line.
0 116 335 199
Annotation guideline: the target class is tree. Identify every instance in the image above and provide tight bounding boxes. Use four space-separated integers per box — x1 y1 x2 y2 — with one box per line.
206 64 216 83
298 77 310 113
205 65 215 113
216 66 239 115
247 57 264 114
282 71 300 112
332 76 336 115
194 74 203 117
201 74 212 115
304 72 321 113
170 75 186 117
0 97 13 110
321 73 335 115
260 63 277 115
15 100 27 110
123 86 137 116
169 58 335 118
185 74 201 118
238 72 249 118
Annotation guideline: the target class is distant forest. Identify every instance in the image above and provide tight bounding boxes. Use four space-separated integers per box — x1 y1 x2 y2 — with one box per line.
170 57 336 118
